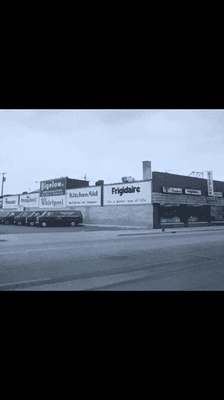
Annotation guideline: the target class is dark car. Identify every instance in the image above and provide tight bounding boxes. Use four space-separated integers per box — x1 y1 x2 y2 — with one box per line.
0 212 11 219
25 211 46 226
14 211 37 226
35 210 83 227
0 211 24 225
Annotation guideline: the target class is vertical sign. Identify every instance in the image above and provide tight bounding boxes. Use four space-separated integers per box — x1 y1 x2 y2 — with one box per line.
207 171 214 196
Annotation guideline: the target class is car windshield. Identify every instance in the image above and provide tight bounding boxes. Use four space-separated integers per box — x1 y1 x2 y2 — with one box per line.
16 212 25 217
8 213 15 217
41 212 47 216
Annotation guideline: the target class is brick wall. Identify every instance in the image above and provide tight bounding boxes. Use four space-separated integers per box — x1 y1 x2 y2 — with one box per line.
69 204 153 227
152 193 224 207
211 206 224 220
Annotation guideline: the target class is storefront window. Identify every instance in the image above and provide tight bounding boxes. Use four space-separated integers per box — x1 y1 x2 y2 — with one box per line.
160 207 181 223
187 206 207 222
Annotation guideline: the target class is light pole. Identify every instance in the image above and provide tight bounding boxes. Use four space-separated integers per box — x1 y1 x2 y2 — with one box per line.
1 172 7 197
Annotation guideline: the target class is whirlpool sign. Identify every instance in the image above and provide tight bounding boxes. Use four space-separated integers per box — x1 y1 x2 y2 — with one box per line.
39 195 66 208
104 181 151 205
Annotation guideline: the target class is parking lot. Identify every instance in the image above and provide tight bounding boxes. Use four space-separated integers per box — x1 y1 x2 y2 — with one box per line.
0 223 139 235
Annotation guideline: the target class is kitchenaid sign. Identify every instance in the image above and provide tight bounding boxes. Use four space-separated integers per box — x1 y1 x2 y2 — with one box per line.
3 196 19 208
20 194 39 207
40 178 66 197
39 195 66 208
67 186 101 206
104 181 151 205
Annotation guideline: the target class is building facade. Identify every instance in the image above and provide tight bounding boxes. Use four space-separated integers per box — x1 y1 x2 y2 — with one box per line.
2 163 224 228
152 172 224 228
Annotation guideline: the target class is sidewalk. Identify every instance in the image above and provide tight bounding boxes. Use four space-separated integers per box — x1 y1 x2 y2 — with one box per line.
83 223 224 234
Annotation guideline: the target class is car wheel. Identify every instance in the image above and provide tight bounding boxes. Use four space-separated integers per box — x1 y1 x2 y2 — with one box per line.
18 221 22 226
5 220 9 225
30 222 34 226
70 221 76 227
41 221 47 227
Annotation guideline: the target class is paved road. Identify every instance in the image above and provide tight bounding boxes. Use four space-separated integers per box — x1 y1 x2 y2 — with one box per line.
0 229 224 290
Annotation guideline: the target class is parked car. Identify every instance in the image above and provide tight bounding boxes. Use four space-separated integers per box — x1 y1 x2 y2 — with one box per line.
35 210 83 227
0 212 11 219
0 211 24 225
14 211 37 226
25 211 46 226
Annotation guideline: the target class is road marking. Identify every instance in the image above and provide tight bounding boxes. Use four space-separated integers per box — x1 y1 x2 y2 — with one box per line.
14 257 212 291
0 245 78 255
0 278 51 288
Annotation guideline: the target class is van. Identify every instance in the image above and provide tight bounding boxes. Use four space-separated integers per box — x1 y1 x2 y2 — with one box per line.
34 210 83 227
25 211 46 226
0 212 24 225
14 211 41 226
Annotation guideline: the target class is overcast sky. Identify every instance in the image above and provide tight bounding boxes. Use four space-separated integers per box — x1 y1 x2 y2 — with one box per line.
0 109 224 195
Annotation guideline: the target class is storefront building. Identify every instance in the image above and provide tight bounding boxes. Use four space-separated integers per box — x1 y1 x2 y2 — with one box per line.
1 165 153 227
152 172 224 228
2 163 224 229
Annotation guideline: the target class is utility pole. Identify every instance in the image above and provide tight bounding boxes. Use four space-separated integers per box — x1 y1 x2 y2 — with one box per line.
84 174 86 180
1 172 7 197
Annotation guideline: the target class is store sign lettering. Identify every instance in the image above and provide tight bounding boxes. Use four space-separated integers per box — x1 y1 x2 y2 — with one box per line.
207 171 214 196
104 181 151 205
67 187 101 206
40 178 66 197
185 189 201 195
3 196 19 208
41 181 64 190
20 196 38 203
112 186 141 196
41 198 64 207
163 187 182 194
5 198 16 204
214 192 223 198
69 190 98 198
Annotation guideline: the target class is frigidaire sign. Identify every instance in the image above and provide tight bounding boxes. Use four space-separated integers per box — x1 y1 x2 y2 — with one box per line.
104 181 151 205
40 178 66 197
